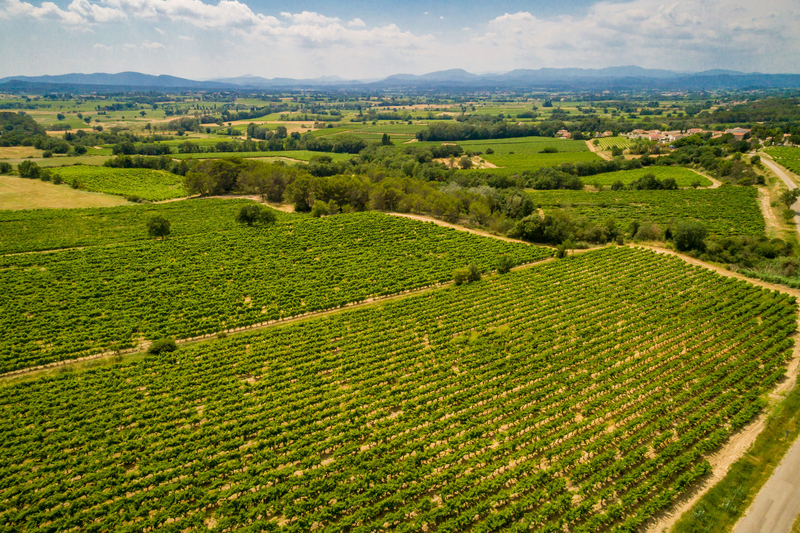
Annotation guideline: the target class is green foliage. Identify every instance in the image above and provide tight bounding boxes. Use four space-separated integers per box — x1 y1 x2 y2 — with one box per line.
55 166 187 201
453 268 468 285
496 254 514 274
673 222 708 251
779 188 800 208
235 204 277 226
147 215 171 238
0 248 794 531
0 212 550 371
148 337 177 355
527 187 764 238
588 166 710 188
0 162 13 174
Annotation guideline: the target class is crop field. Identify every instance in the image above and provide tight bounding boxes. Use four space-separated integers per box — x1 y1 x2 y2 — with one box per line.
585 167 711 188
765 147 800 175
0 247 795 531
0 211 550 372
529 186 763 236
172 151 354 162
0 176 128 211
0 199 261 254
52 166 187 201
595 137 633 150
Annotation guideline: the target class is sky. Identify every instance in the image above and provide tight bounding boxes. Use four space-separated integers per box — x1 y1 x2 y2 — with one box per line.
0 0 798 79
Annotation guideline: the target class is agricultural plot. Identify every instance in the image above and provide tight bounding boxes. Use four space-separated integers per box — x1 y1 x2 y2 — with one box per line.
172 150 354 163
529 186 764 237
0 199 260 254
595 137 633 150
586 166 711 188
765 147 800 175
0 211 550 372
53 166 187 201
0 247 795 532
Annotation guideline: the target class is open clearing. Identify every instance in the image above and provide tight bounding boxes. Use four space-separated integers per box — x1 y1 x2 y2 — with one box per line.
0 146 43 158
0 176 127 210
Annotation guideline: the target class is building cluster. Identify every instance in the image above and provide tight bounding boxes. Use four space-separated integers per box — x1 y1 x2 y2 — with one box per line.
624 127 751 143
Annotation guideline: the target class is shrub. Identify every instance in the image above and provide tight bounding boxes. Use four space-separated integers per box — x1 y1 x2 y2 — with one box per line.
147 215 171 238
556 245 567 258
42 151 53 158
673 221 708 252
148 338 177 355
496 255 514 274
466 263 481 282
236 204 277 225
0 162 12 174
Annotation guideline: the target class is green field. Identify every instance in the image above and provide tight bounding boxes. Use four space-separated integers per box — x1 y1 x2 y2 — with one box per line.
529 186 763 236
595 136 633 150
0 199 261 254
51 166 187 200
765 146 800 175
585 166 711 187
173 150 354 162
0 247 794 531
0 210 550 372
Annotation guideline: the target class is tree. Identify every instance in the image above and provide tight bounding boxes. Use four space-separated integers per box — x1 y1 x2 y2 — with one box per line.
466 263 481 282
381 133 393 146
147 215 171 238
56 113 65 121
453 268 469 285
496 255 514 274
148 337 177 355
673 221 707 252
236 204 277 226
779 188 800 209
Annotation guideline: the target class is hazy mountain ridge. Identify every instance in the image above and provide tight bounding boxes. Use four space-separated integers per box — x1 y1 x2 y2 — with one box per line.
2 67 799 92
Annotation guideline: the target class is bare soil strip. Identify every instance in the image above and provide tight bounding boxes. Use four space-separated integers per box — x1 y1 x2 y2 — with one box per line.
585 140 612 160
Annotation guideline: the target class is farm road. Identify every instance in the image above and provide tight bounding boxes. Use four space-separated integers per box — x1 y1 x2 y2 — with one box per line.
733 434 800 533
762 154 800 239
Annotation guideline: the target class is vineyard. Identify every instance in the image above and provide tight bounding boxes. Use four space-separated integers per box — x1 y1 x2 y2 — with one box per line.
595 137 633 150
0 211 550 372
765 146 800 176
0 199 269 254
585 166 711 188
0 247 794 532
52 166 188 201
528 186 764 236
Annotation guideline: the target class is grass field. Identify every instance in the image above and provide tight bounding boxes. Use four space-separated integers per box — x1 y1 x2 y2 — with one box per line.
0 176 128 210
0 247 794 532
52 166 187 201
0 198 257 254
585 166 711 187
595 136 633 150
172 150 354 162
0 210 550 372
765 147 800 175
528 186 763 236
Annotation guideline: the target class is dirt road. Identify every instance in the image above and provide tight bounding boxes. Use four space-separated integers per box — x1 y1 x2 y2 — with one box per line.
762 154 800 238
733 435 800 533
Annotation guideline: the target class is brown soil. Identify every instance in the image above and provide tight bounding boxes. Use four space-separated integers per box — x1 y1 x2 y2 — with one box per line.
585 140 612 161
434 156 498 169
759 190 783 238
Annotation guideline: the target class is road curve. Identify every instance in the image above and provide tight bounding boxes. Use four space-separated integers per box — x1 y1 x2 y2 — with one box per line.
733 433 800 533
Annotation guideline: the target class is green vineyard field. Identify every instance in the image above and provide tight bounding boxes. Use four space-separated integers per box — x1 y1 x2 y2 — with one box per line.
765 146 800 175
595 136 632 150
0 247 794 532
0 199 272 254
52 166 188 201
528 186 763 236
585 166 711 188
0 211 550 372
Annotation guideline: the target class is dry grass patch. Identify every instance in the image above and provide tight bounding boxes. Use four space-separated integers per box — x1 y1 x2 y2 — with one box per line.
0 176 128 210
0 146 43 159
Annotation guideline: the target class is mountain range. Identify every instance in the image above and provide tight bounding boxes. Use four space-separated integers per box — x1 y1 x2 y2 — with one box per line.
2 67 800 92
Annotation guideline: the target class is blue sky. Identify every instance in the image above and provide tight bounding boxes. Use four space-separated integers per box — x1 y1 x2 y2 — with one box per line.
1 0 798 79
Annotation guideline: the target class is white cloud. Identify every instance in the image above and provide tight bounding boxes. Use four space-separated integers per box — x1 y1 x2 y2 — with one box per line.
439 16 444 20
154 26 164 34
142 40 164 48
93 43 111 49
178 35 192 40
281 11 339 25
1 0 123 24
347 17 365 27
471 0 800 72
123 42 136 48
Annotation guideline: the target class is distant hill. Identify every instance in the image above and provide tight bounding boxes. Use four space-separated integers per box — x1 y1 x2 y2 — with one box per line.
1 67 799 93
